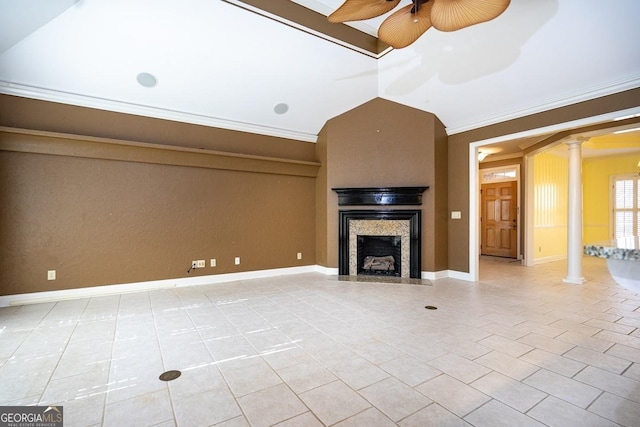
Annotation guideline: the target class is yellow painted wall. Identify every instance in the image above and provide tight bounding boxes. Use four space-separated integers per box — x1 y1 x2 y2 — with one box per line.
533 151 568 262
583 152 640 242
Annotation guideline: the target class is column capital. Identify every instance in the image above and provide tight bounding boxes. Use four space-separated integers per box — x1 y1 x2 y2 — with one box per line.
565 136 589 146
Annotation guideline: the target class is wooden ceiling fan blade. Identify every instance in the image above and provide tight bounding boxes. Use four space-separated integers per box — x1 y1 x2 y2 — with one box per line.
378 2 433 49
328 0 401 23
431 0 511 32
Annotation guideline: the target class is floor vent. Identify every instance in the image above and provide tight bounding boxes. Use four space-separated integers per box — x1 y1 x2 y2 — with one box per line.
159 370 182 381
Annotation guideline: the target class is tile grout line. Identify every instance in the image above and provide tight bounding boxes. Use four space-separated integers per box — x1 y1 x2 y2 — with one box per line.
101 293 123 427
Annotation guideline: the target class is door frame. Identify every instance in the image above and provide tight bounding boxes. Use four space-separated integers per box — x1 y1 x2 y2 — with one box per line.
479 165 521 260
467 106 640 282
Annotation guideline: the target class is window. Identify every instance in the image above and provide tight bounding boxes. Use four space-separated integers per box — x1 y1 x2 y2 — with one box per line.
612 175 640 238
481 167 518 183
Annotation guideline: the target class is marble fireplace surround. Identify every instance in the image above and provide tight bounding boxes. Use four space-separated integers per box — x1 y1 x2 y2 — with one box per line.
334 187 426 279
349 218 410 277
338 210 422 278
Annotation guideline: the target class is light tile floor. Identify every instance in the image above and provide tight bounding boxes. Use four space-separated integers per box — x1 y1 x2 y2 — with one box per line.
1 256 640 426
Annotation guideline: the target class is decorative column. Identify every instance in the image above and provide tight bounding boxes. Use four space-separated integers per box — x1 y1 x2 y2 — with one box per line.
563 137 587 284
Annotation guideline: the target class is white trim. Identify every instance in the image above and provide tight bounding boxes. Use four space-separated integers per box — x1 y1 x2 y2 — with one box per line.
469 146 480 281
0 281 175 308
610 173 640 239
0 265 320 307
563 276 587 285
0 265 471 307
447 77 640 135
0 83 319 143
470 107 640 148
533 254 567 265
445 270 474 281
314 265 339 275
421 270 449 280
469 106 640 281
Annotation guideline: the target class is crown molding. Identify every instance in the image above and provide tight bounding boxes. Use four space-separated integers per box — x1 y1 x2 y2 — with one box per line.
3 77 638 144
446 74 640 135
0 82 319 143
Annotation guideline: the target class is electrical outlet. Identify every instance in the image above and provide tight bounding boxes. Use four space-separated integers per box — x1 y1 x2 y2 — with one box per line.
196 260 206 268
234 257 240 265
192 260 198 268
210 258 216 267
297 252 302 260
47 270 56 280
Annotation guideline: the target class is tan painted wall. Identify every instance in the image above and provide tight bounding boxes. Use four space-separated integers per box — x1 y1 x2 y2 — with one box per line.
432 119 449 271
0 96 319 296
447 138 469 272
316 98 448 273
315 125 329 267
2 86 637 294
0 95 317 162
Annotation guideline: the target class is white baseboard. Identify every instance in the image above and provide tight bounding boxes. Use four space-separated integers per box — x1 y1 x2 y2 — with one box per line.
422 270 474 281
421 270 449 280
533 254 567 265
0 265 478 308
314 265 339 275
0 265 320 308
446 270 474 281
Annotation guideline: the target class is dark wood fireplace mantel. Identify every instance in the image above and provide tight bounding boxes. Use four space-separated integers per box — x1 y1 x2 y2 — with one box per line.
332 186 428 206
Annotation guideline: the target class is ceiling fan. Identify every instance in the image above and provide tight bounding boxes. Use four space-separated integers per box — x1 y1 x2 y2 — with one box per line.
328 0 511 49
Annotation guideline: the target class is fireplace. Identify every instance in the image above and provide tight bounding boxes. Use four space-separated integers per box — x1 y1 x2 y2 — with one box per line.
334 187 427 279
338 209 422 278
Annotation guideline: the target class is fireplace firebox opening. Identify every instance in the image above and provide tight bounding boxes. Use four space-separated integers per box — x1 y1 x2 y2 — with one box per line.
358 235 402 277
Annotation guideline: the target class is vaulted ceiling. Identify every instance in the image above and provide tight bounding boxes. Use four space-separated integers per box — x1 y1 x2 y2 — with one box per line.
1 0 639 146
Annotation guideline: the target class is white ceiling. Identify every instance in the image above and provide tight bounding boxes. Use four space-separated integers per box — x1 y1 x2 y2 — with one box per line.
1 0 639 144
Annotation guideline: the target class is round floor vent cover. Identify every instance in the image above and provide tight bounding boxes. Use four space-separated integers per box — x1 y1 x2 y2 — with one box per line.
159 370 182 381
